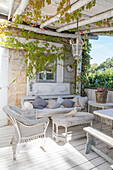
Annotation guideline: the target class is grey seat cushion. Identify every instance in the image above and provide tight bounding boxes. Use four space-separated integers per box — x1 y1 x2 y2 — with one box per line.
32 96 48 109
62 99 74 108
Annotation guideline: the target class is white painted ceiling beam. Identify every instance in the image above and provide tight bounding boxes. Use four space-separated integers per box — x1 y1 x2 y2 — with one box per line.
40 0 92 28
8 0 14 20
7 22 98 39
8 22 76 38
57 9 113 32
83 27 113 33
12 0 29 21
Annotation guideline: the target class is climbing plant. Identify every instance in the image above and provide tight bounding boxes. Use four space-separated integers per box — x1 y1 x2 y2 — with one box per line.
1 29 72 81
81 40 92 96
0 0 112 87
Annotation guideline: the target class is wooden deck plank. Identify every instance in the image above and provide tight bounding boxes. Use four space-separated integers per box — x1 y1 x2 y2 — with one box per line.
0 142 93 170
0 122 112 170
69 161 96 170
92 162 112 170
90 156 106 167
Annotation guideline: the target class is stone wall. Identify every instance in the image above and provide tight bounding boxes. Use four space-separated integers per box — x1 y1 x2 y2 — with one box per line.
8 49 27 107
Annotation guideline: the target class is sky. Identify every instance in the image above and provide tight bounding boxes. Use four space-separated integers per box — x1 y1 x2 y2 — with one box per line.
89 36 113 65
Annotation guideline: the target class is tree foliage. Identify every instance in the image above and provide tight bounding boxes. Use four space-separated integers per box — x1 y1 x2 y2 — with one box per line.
85 57 113 89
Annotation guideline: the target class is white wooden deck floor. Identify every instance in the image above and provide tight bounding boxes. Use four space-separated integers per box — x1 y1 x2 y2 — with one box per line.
0 121 113 170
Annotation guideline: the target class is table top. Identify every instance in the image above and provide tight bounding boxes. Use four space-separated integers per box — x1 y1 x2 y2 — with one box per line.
51 112 94 122
94 109 113 120
88 101 113 107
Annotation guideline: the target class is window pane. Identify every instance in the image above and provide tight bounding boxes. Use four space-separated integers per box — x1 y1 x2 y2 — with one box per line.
46 72 54 80
39 73 45 80
36 55 56 82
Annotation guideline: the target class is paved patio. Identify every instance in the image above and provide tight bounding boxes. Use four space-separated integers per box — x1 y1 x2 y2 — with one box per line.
0 121 113 170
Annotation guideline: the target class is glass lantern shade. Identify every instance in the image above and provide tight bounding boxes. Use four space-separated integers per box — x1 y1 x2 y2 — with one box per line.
71 32 84 59
72 43 83 58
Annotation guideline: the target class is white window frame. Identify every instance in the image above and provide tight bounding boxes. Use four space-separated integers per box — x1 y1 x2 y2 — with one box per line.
36 60 56 82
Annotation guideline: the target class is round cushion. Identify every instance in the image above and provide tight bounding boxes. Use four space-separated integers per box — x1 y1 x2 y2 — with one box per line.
24 101 33 110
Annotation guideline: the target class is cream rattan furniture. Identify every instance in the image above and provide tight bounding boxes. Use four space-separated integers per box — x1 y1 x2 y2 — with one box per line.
3 105 49 160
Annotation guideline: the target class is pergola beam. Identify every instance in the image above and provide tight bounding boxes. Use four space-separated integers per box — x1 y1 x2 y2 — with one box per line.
12 23 76 38
0 14 8 20
9 23 98 39
8 0 14 20
12 0 29 21
83 27 113 33
40 0 92 29
57 9 113 32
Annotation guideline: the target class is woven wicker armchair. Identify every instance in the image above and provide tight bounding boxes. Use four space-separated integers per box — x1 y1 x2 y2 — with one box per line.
3 105 49 160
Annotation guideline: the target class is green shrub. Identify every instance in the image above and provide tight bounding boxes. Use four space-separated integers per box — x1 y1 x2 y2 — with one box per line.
85 68 113 89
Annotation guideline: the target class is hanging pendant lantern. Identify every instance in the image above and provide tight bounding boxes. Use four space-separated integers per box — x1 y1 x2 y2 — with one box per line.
70 18 84 59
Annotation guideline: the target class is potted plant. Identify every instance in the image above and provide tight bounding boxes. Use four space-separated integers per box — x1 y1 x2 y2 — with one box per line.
95 88 108 103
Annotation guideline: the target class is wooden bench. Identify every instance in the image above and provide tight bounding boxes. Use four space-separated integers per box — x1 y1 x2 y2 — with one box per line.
83 127 113 164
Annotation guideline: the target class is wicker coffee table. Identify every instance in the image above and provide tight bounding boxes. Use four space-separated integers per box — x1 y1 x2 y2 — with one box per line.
51 112 94 143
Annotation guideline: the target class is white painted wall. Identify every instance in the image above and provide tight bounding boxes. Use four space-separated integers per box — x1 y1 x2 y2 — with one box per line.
32 83 70 95
57 58 64 83
0 47 9 127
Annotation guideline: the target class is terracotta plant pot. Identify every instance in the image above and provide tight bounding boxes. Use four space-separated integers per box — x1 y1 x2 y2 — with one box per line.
95 91 108 103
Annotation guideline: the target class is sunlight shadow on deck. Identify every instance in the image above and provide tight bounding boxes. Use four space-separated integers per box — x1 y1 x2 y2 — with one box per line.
0 137 95 170
0 124 112 169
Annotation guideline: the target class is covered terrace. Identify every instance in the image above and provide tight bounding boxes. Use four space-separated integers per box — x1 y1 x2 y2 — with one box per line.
0 0 113 169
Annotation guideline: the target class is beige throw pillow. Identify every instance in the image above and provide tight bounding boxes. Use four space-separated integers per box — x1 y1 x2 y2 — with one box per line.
72 96 81 107
47 99 60 109
79 96 88 109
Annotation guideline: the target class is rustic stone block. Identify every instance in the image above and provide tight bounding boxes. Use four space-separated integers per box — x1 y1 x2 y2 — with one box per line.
8 94 16 105
16 84 27 92
19 50 24 56
16 72 27 84
16 93 26 106
8 49 27 106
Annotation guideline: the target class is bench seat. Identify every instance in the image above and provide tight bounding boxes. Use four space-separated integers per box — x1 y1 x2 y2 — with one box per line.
84 127 113 164
21 95 87 118
84 127 113 147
